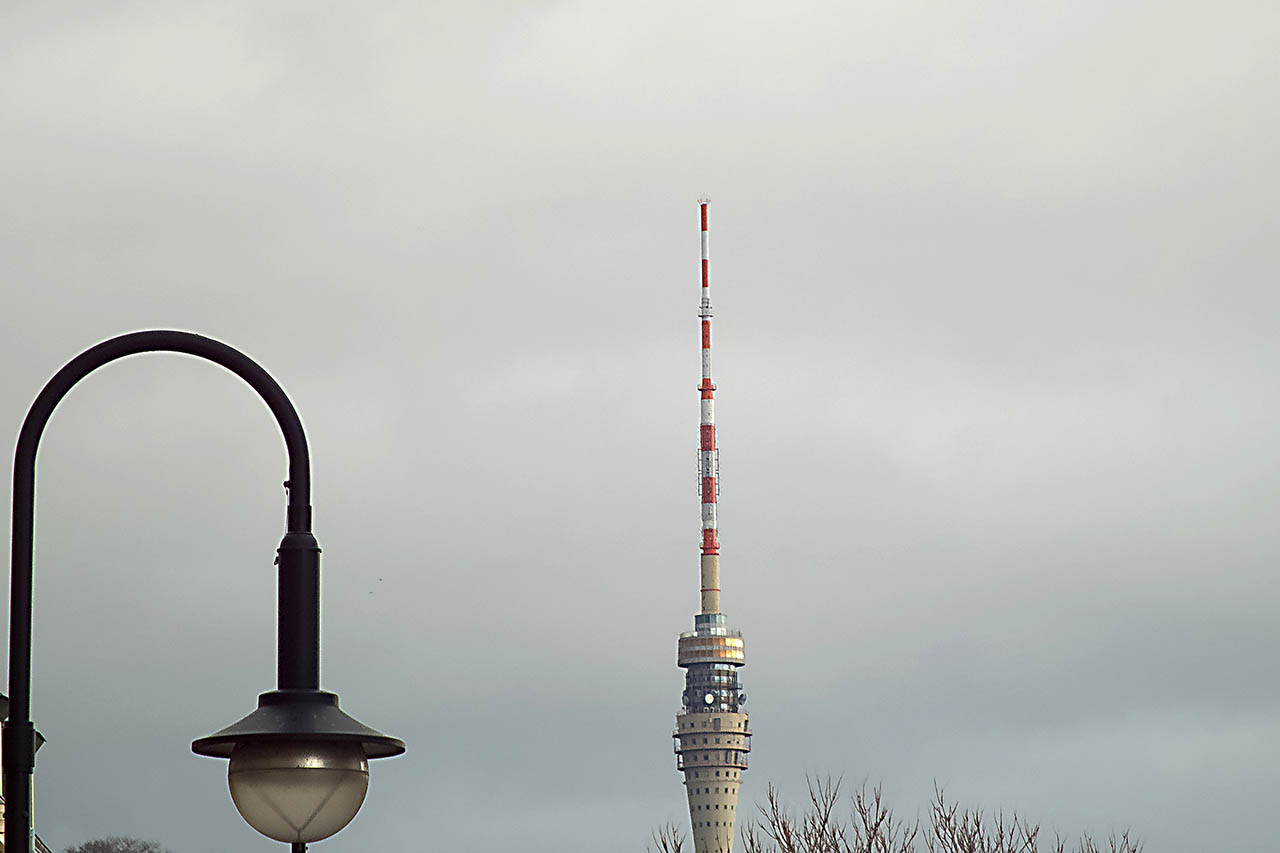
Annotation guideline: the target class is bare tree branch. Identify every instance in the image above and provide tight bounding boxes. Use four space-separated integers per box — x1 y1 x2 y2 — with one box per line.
651 822 687 853
64 839 172 853
702 777 1139 853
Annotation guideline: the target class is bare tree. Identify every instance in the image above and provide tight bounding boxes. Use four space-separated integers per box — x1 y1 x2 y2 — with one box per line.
925 784 1041 853
64 838 173 853
726 777 1140 853
651 822 687 853
740 778 917 853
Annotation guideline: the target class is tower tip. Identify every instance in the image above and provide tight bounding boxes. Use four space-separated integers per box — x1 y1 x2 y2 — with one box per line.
697 195 711 205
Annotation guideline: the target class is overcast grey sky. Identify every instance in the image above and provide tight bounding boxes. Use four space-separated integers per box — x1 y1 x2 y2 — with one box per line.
2 2 1278 851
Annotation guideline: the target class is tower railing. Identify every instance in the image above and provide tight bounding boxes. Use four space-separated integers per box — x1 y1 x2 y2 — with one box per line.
679 629 742 640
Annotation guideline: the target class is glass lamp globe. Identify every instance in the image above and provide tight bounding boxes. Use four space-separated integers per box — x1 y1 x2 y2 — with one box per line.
228 741 369 844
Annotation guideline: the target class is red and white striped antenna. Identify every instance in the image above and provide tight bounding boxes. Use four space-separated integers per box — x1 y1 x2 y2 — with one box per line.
697 197 721 614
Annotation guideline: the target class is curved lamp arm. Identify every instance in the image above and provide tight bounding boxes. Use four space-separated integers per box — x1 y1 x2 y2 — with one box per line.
5 331 318 852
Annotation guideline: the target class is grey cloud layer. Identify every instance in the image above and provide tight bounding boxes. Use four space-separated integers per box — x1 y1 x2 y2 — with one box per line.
2 2 1278 851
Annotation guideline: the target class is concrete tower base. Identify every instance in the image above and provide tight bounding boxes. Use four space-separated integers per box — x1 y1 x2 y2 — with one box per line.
675 709 751 853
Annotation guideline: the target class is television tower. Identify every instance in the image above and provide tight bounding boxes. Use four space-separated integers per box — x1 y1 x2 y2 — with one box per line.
673 198 751 853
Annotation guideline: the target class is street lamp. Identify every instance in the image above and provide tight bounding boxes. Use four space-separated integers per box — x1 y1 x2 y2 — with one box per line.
3 331 405 853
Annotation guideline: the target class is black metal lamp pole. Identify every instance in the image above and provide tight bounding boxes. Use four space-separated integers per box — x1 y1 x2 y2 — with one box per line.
4 331 403 853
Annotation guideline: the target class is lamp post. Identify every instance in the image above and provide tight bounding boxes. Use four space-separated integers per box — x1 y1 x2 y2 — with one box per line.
3 330 404 853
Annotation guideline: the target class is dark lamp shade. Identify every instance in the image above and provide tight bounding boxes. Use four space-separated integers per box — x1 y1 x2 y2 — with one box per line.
192 690 405 760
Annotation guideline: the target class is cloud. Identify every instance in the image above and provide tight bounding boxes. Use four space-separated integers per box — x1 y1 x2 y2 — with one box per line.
1 2 1278 852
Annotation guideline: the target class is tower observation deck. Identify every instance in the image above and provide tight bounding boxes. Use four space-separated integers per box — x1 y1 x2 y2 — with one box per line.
673 199 751 853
